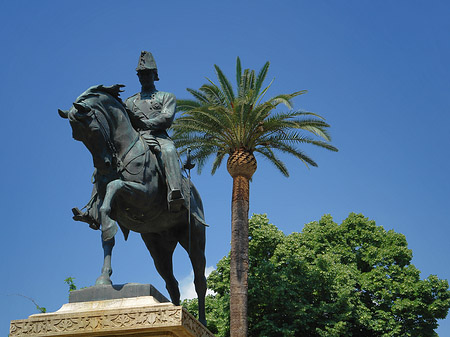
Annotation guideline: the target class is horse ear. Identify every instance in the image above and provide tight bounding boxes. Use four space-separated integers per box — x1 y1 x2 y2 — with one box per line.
73 102 91 113
58 109 69 119
99 84 125 97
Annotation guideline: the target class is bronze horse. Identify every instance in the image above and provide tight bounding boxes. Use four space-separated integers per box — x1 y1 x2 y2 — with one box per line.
59 84 207 325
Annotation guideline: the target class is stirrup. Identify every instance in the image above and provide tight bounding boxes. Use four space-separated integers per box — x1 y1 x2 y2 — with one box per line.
72 207 100 230
168 189 184 212
169 189 183 200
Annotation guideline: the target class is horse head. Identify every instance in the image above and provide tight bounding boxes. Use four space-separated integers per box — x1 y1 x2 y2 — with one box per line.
59 85 126 174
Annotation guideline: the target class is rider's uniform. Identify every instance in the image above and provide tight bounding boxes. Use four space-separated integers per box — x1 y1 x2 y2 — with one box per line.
124 90 183 207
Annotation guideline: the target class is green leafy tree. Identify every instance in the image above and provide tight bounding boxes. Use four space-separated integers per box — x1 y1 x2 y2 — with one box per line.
173 58 337 336
184 213 450 337
64 277 77 292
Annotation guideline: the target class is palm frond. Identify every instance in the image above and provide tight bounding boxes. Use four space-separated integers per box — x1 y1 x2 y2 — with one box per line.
214 64 235 105
306 140 338 152
201 82 227 106
267 141 318 168
239 69 251 98
186 88 209 104
268 91 307 109
173 131 226 150
176 99 201 112
255 147 289 177
257 131 336 152
298 124 332 141
248 70 255 93
173 117 233 147
211 151 227 175
253 61 270 102
295 110 326 119
295 119 330 128
236 57 242 90
260 112 332 140
255 77 274 105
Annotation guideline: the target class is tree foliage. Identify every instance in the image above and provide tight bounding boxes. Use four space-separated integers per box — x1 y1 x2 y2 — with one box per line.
175 57 337 336
172 57 338 176
64 277 77 292
184 213 450 336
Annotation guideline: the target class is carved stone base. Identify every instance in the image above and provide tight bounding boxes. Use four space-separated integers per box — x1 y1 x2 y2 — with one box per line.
10 296 214 337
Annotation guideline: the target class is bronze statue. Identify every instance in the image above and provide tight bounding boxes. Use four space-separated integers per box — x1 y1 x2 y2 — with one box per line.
58 52 207 325
126 51 184 211
72 51 184 228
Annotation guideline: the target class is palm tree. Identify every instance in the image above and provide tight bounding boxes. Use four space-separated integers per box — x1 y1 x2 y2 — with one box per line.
172 57 338 336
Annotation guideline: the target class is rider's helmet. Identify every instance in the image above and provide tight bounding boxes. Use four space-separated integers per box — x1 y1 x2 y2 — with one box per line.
136 51 159 81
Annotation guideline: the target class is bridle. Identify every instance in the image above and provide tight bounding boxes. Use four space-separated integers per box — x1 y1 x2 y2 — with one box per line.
78 104 149 176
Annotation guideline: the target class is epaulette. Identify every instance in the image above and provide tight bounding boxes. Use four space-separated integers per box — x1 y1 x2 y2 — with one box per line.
156 91 176 100
125 93 140 107
126 93 139 101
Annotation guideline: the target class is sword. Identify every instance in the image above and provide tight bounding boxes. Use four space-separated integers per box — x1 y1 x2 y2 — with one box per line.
183 147 195 256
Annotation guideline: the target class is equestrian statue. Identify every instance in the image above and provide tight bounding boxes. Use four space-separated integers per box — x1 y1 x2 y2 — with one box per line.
58 51 207 325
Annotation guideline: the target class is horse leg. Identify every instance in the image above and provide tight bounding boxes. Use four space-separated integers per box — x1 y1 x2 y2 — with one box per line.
100 179 151 241
95 237 115 285
140 233 180 305
179 220 207 326
99 179 122 241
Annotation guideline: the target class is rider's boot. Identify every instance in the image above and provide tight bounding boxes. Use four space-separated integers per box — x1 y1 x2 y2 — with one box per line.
165 160 184 212
157 139 184 212
72 207 100 230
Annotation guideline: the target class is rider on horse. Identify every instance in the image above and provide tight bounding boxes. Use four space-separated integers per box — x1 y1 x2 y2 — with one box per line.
73 51 185 228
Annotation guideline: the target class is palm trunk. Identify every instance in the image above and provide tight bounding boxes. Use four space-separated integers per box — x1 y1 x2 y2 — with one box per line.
230 175 250 337
227 149 256 337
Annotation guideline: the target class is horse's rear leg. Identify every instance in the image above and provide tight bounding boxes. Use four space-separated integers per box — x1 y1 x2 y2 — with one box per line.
95 237 115 285
140 233 180 305
179 221 207 326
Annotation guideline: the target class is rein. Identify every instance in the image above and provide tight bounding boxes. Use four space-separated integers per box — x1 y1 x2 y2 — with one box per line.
91 108 148 176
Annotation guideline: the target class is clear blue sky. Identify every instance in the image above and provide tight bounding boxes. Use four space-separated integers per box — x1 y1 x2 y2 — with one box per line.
1 1 449 335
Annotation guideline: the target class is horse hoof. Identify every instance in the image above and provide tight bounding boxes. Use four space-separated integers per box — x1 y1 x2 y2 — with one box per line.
102 223 118 241
95 275 112 285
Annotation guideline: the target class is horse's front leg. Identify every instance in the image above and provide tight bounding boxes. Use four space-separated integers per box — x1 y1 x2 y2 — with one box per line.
95 237 115 285
99 179 123 241
100 179 150 241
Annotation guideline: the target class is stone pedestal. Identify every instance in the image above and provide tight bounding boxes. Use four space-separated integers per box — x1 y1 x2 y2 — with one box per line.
10 284 214 337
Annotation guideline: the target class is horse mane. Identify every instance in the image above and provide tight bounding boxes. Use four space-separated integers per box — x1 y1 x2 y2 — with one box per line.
76 84 126 106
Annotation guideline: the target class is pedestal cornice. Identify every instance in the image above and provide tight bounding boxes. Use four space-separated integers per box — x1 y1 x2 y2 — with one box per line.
10 297 214 337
